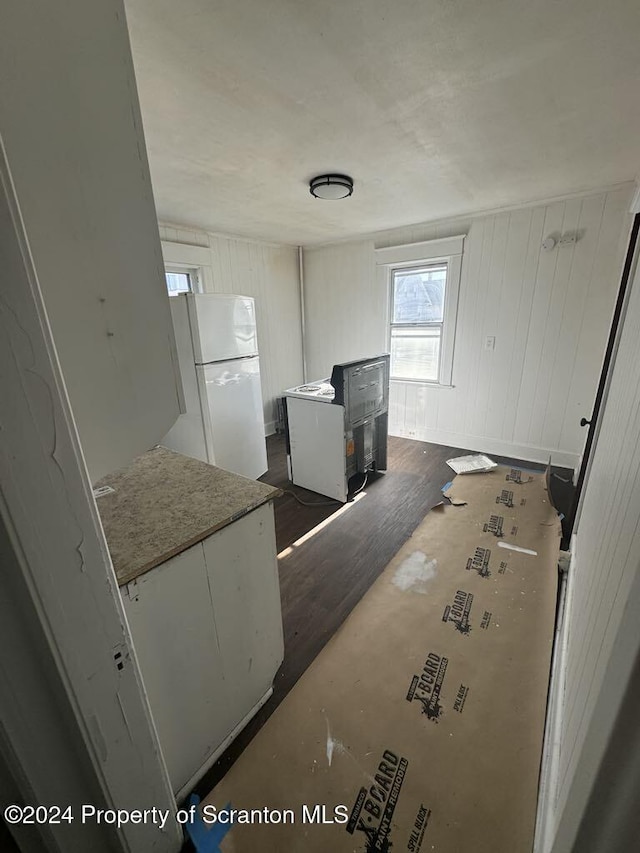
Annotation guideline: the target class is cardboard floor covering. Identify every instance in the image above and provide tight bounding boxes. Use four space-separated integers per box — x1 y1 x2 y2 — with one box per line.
202 465 561 853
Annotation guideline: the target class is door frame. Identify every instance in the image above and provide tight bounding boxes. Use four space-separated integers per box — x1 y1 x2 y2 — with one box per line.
0 141 181 852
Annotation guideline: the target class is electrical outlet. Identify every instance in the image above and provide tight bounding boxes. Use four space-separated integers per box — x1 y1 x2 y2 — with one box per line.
559 232 576 246
484 336 496 351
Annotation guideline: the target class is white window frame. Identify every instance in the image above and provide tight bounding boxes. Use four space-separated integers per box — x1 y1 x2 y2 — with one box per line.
161 240 213 294
376 235 464 387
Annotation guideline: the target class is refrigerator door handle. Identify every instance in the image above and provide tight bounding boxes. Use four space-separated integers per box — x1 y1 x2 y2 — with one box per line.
197 353 259 367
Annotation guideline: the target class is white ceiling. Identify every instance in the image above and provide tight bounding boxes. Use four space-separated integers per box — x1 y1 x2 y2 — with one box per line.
125 0 640 246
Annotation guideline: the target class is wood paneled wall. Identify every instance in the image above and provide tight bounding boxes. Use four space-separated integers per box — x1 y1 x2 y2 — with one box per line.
159 224 303 431
303 187 633 467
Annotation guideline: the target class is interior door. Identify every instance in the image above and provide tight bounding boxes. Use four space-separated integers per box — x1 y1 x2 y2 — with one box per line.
568 213 640 533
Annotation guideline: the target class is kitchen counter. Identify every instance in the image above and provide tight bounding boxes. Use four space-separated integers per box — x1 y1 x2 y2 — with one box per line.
94 445 281 586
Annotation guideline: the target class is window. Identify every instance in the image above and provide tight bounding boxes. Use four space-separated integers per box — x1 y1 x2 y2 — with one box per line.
390 264 447 382
376 235 464 386
165 271 192 296
161 240 212 293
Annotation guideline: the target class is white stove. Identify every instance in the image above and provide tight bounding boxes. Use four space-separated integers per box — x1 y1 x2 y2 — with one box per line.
283 356 390 503
284 380 335 402
283 378 345 500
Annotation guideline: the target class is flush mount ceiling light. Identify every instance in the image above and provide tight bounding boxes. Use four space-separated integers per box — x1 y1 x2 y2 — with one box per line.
309 174 354 200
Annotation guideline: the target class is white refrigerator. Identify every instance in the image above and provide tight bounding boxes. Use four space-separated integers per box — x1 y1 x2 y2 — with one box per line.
162 293 268 479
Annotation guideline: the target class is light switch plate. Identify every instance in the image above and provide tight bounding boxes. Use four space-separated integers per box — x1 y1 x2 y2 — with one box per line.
484 336 496 351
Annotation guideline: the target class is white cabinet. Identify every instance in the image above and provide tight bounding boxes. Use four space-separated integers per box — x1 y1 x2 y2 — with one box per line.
201 507 284 718
122 502 283 799
0 0 181 482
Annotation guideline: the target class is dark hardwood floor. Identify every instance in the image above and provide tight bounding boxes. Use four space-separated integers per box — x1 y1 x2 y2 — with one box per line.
194 435 573 801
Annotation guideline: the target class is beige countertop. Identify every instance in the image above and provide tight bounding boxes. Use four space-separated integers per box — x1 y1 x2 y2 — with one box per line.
94 446 281 586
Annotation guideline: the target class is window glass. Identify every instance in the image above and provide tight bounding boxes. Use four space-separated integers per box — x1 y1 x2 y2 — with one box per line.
390 263 447 382
165 271 191 296
390 327 441 382
392 265 446 324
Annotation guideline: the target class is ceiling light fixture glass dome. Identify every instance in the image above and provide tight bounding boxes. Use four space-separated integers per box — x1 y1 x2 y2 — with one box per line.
309 174 354 200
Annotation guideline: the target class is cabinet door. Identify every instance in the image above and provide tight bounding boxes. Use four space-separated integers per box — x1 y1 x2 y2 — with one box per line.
122 543 229 796
201 503 284 720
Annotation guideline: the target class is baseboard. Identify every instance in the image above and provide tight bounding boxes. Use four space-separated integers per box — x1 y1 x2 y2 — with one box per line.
265 420 276 437
533 536 575 853
390 425 579 471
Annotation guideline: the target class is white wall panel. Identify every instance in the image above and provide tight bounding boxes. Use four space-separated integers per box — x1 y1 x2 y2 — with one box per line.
159 225 303 431
302 239 383 380
303 187 633 466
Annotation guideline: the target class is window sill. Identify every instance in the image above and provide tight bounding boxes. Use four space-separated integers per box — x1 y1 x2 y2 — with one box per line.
391 378 455 389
